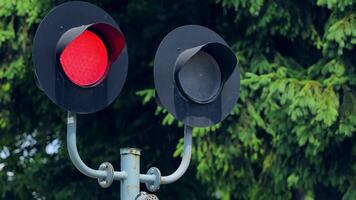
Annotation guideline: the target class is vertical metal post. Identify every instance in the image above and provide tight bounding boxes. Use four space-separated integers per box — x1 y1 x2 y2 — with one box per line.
121 148 141 200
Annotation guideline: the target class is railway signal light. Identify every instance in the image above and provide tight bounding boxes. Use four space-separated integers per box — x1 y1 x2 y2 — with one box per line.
154 25 240 127
32 1 128 113
33 2 241 198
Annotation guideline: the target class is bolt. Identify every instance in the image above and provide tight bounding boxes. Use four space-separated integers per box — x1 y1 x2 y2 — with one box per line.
150 185 155 190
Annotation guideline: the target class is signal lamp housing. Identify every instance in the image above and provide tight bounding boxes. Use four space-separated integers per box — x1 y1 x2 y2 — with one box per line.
32 1 128 113
154 25 240 127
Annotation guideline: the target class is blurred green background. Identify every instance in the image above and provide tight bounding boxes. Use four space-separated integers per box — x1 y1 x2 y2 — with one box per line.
0 0 355 199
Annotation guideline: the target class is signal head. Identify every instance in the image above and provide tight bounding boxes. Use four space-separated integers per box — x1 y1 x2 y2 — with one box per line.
154 25 240 127
33 1 128 113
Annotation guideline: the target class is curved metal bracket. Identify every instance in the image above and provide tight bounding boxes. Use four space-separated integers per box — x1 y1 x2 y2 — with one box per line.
141 125 193 189
66 112 127 184
160 125 192 184
67 111 192 193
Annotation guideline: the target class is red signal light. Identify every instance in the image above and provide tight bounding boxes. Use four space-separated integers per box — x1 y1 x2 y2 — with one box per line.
59 30 108 87
33 1 129 113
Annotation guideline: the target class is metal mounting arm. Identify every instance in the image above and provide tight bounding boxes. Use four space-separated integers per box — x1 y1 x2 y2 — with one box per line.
66 112 127 186
67 111 192 195
143 125 192 191
161 125 192 184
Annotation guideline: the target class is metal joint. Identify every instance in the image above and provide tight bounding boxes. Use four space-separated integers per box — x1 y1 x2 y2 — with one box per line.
145 167 161 192
98 162 115 188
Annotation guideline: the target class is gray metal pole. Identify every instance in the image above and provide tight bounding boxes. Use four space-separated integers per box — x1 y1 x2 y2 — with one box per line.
121 148 141 200
66 111 191 198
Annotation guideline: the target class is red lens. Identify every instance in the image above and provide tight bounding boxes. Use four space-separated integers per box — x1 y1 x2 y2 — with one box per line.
60 30 108 87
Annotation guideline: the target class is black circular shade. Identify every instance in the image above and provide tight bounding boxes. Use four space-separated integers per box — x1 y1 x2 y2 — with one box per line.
32 1 128 114
154 25 240 127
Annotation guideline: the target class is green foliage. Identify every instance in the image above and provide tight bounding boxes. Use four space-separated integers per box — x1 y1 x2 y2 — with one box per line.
323 12 356 56
0 0 355 199
138 0 356 199
317 0 355 11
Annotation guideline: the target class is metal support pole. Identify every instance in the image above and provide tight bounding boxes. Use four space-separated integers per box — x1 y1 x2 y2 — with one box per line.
66 111 191 198
121 148 141 200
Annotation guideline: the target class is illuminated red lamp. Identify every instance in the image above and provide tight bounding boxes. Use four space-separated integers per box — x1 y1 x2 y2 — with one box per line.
60 30 108 87
56 23 126 87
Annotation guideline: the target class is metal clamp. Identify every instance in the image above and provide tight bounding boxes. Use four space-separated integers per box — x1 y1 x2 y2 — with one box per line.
97 162 115 188
145 167 161 192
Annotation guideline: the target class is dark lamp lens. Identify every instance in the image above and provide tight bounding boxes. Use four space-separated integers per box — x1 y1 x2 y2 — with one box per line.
177 51 222 103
